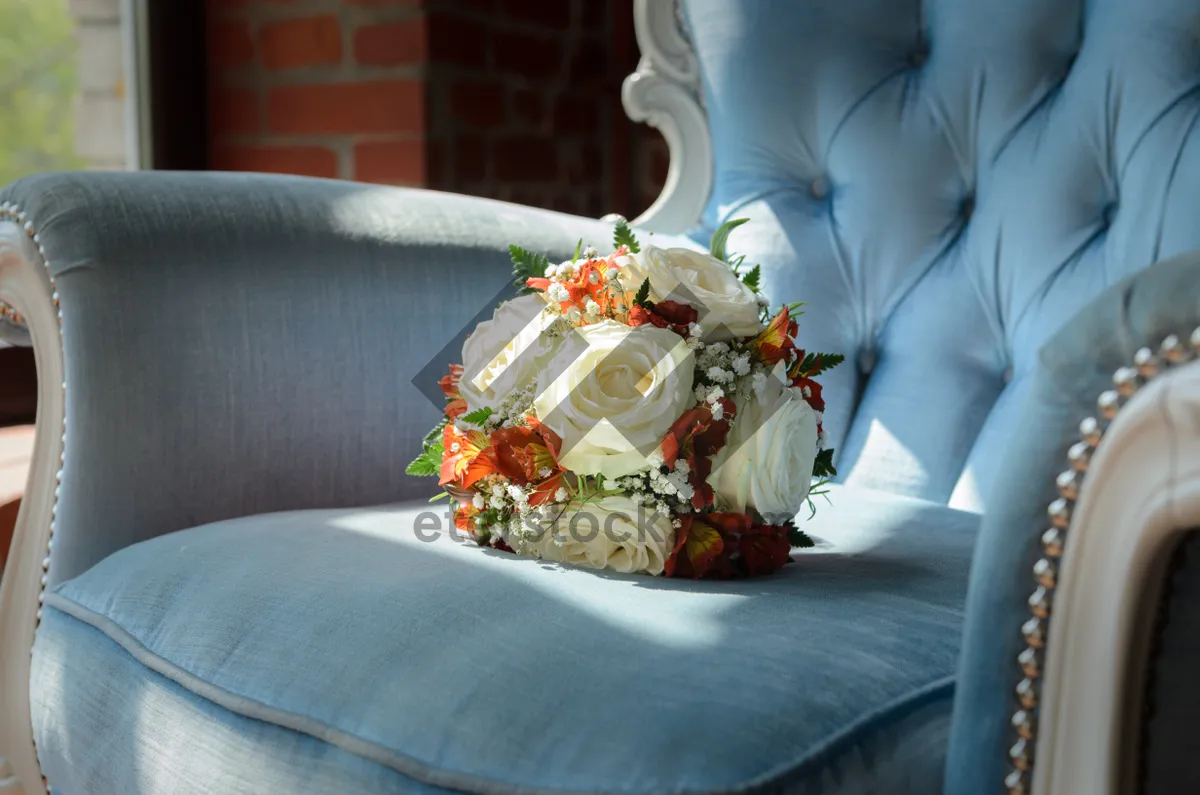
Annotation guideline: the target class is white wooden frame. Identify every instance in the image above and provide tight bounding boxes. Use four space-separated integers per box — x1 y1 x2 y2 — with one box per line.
1034 358 1200 794
0 218 64 795
622 0 712 234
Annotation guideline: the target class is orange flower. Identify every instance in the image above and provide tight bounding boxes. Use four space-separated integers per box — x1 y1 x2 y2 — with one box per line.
751 306 798 366
445 399 468 420
665 513 749 578
439 423 498 488
439 364 463 399
665 514 792 578
659 398 736 509
455 504 480 534
526 260 610 319
488 419 566 505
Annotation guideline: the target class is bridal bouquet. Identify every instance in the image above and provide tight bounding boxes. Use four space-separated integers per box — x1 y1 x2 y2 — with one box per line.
408 219 841 578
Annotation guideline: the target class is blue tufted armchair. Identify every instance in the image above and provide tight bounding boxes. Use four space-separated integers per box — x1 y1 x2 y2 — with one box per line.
2 1 1200 793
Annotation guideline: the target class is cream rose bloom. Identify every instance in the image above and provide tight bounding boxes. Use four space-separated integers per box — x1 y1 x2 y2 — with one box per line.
707 379 819 522
459 294 559 415
533 319 693 479
618 245 763 340
529 495 676 575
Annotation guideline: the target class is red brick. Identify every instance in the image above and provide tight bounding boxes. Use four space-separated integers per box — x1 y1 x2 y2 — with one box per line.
426 139 448 185
261 15 342 70
207 20 255 69
450 82 504 127
354 19 427 66
494 32 561 79
552 95 593 134
498 0 572 31
512 90 542 127
454 137 487 182
211 145 339 178
428 14 486 68
354 139 427 185
267 81 425 134
208 87 259 136
584 0 611 30
494 138 557 181
568 47 610 86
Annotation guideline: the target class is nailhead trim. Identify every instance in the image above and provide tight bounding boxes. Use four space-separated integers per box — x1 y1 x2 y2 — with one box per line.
0 300 22 325
1004 328 1200 794
0 202 60 790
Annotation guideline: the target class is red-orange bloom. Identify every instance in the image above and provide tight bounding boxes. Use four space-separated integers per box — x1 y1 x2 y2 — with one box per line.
665 513 751 578
665 514 792 579
440 424 499 488
439 364 463 399
627 299 697 336
752 306 798 367
791 376 824 412
660 398 735 509
735 524 793 577
445 399 468 420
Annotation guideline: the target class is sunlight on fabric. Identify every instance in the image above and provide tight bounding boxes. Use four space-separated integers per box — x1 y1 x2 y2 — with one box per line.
948 467 984 513
842 418 928 496
328 509 742 651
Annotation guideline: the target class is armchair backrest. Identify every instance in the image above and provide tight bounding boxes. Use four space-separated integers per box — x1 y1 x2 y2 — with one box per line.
628 0 1200 510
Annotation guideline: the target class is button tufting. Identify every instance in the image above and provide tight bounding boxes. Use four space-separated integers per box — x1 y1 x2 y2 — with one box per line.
908 41 930 68
960 194 975 222
809 175 831 200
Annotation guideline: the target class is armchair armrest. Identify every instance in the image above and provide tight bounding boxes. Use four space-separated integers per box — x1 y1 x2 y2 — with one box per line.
0 171 655 794
945 250 1200 795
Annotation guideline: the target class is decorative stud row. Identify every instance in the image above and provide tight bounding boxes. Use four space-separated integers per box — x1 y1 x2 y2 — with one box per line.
0 201 61 788
1004 328 1200 794
0 300 21 325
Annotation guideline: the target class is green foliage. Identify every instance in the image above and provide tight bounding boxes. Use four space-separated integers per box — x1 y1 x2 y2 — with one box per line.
613 218 641 253
460 406 494 426
409 420 447 477
812 448 837 479
406 438 443 477
633 277 652 308
0 0 85 184
741 264 761 292
794 351 845 377
423 418 448 448
709 217 749 262
572 238 582 262
509 244 551 292
787 524 815 548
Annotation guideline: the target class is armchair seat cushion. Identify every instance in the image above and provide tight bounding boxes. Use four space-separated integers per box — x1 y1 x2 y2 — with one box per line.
32 485 977 795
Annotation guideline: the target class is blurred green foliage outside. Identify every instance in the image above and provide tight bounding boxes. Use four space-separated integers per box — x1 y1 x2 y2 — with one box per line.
0 0 83 185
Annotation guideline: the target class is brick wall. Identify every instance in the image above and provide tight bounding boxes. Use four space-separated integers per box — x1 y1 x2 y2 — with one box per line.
206 0 667 220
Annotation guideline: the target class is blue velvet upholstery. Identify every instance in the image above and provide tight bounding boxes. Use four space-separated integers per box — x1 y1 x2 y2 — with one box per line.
0 172 691 588
684 0 1200 510
33 486 977 795
947 251 1200 793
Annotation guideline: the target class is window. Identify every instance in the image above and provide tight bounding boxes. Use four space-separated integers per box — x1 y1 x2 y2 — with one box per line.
0 0 144 185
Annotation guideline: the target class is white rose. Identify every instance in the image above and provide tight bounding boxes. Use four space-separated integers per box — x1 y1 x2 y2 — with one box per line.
707 378 818 522
533 319 693 479
619 245 763 340
459 294 559 414
529 495 675 575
